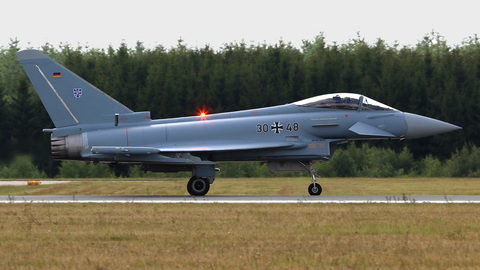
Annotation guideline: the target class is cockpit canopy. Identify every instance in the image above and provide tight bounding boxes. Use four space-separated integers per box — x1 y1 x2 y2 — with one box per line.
293 93 397 111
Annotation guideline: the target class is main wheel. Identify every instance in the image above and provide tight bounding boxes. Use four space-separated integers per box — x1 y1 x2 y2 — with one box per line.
308 183 322 196
187 177 210 196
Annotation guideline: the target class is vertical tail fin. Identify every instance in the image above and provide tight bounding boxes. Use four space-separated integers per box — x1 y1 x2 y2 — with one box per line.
16 49 133 128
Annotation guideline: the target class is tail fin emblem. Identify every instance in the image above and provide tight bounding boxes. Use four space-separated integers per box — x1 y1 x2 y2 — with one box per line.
73 88 82 98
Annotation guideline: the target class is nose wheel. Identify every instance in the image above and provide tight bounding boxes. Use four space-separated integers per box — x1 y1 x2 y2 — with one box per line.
308 183 322 195
300 161 322 196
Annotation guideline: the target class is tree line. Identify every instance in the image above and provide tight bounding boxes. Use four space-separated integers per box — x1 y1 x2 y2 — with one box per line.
3 143 480 178
0 33 478 177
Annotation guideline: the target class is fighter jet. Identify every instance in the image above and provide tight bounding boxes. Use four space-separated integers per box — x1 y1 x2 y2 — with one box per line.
17 49 461 196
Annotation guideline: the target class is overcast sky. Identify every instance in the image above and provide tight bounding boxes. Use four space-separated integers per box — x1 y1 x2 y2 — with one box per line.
3 0 479 51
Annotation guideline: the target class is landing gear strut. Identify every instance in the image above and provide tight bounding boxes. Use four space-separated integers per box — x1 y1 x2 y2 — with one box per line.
301 161 322 196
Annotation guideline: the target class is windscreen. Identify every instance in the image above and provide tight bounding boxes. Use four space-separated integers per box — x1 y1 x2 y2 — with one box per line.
361 97 397 111
294 93 397 111
293 93 362 110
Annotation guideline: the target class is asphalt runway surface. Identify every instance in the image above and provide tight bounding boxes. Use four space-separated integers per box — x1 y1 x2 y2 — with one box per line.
1 195 479 203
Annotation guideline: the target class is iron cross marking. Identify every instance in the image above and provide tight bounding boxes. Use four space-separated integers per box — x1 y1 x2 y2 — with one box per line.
271 122 283 133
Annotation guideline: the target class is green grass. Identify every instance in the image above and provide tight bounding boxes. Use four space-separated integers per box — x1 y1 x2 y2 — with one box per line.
1 177 480 196
0 203 479 269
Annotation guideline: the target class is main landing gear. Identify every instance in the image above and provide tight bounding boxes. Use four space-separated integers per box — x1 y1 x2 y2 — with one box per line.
187 177 210 196
186 164 217 196
301 161 322 196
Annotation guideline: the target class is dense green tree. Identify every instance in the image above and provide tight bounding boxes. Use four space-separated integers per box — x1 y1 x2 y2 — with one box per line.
0 81 11 161
0 39 22 98
10 75 36 153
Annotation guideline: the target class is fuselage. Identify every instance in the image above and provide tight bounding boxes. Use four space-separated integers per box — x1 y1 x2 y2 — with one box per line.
51 93 459 166
70 104 404 163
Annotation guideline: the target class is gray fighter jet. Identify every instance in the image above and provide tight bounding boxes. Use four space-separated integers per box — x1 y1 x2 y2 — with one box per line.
17 49 461 196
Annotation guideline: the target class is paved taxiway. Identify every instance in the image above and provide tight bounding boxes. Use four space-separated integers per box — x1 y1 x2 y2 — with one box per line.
1 195 479 203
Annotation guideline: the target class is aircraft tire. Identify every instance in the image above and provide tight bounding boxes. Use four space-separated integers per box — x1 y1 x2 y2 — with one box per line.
308 183 322 196
187 177 210 196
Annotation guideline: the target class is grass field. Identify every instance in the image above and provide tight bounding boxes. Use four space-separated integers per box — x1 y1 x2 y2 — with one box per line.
2 177 480 196
1 177 480 269
1 203 480 269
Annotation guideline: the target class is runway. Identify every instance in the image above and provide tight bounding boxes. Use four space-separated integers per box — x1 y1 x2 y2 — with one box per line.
1 195 480 203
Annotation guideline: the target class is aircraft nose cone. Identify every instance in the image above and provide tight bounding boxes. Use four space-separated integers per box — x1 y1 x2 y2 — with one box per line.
404 112 461 139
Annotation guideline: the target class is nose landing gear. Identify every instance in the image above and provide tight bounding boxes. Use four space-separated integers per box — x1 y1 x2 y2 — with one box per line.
300 161 322 196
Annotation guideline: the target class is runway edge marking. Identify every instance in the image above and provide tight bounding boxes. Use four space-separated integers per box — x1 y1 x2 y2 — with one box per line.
1 197 480 204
